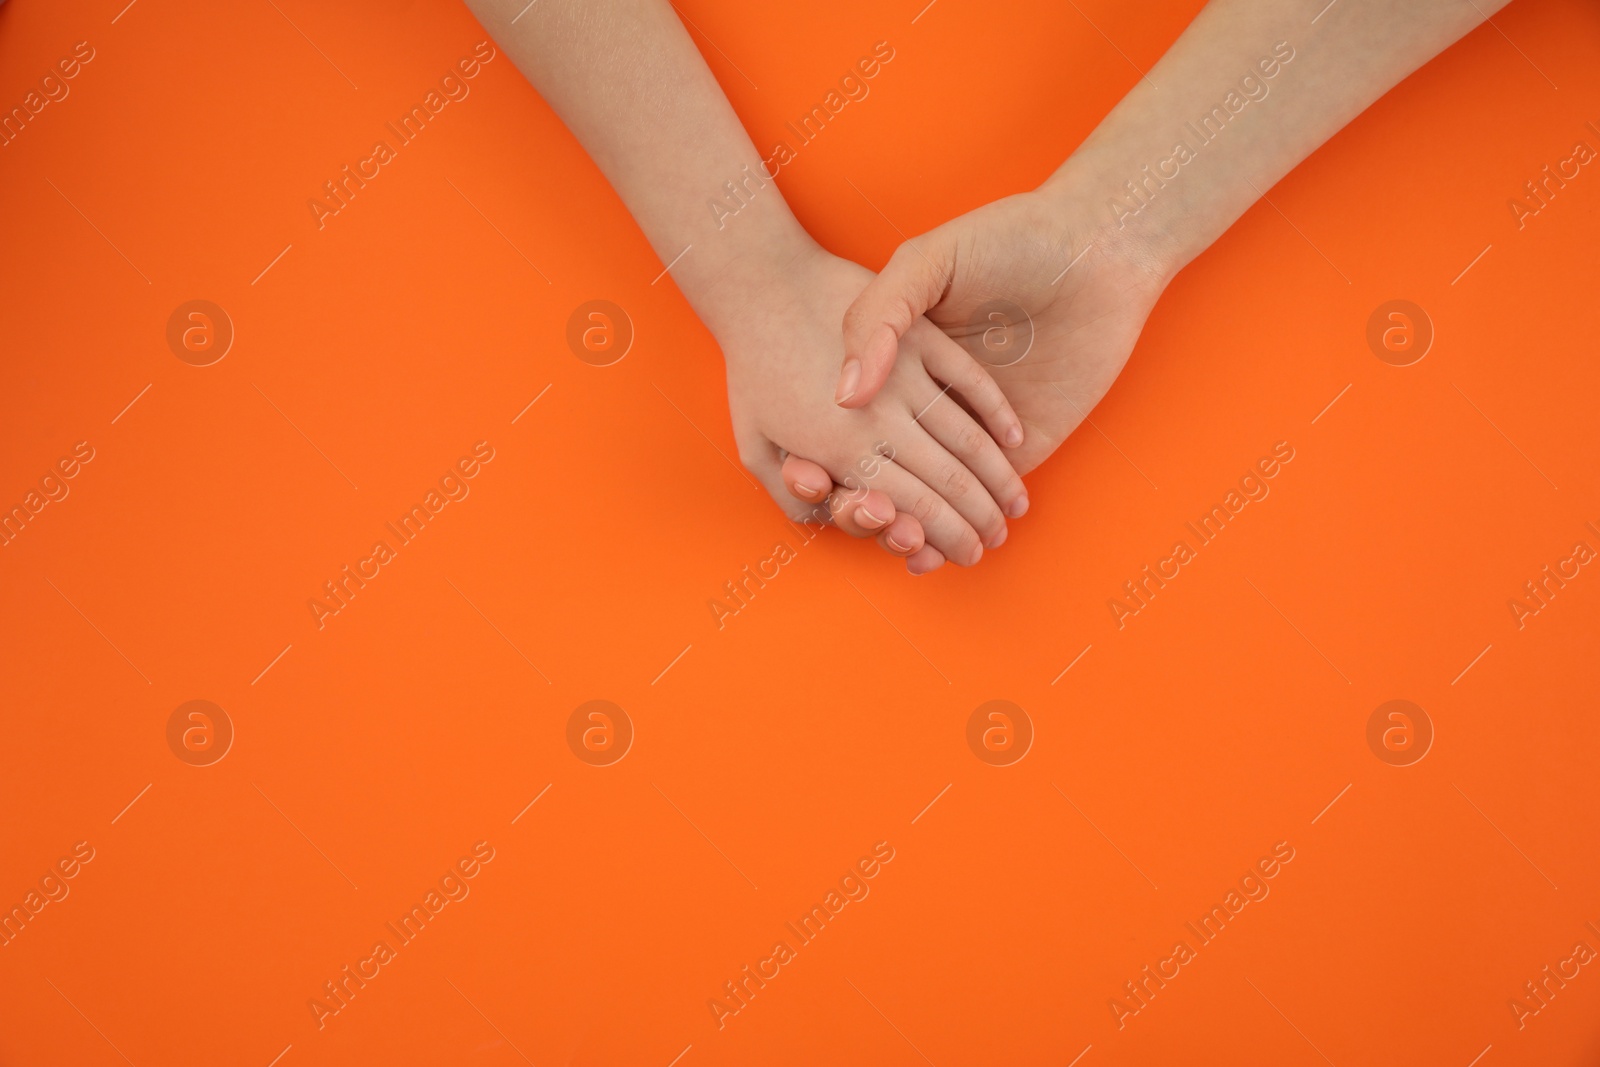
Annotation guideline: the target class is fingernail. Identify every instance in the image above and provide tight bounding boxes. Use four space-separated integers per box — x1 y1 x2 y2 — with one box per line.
987 526 1008 549
1005 425 1023 448
1007 493 1029 519
886 534 910 552
968 544 983 566
793 482 817 497
855 502 890 529
835 359 861 405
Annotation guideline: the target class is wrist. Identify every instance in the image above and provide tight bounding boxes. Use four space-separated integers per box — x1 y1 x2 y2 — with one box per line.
1036 159 1190 292
667 193 821 342
1036 155 1197 289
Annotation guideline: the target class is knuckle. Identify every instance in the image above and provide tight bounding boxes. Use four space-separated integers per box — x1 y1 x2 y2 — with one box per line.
951 528 982 565
910 493 944 527
941 466 972 501
841 302 870 337
954 425 986 457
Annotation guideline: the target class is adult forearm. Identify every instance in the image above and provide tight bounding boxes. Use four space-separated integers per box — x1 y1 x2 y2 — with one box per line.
1044 0 1511 275
464 0 811 333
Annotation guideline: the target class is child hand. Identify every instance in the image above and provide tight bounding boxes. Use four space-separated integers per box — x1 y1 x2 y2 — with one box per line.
717 241 1030 568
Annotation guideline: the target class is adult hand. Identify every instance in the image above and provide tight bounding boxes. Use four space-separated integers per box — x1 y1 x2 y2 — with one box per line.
784 184 1173 572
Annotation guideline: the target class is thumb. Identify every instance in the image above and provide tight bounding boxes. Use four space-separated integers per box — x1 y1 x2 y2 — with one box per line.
837 234 953 409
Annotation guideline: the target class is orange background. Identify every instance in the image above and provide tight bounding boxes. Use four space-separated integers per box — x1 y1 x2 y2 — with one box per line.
2 0 1598 1064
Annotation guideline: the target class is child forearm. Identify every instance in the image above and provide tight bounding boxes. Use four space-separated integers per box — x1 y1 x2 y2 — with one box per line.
463 0 812 335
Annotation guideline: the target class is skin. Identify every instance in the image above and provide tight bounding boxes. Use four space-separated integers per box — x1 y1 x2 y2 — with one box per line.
465 0 1029 568
786 0 1513 573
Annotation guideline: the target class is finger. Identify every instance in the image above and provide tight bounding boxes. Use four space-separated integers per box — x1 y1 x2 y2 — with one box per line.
876 513 925 556
916 323 1025 450
838 232 956 409
868 458 988 567
905 545 945 576
742 437 836 527
890 425 1009 557
910 376 1030 521
781 454 832 504
826 484 897 538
